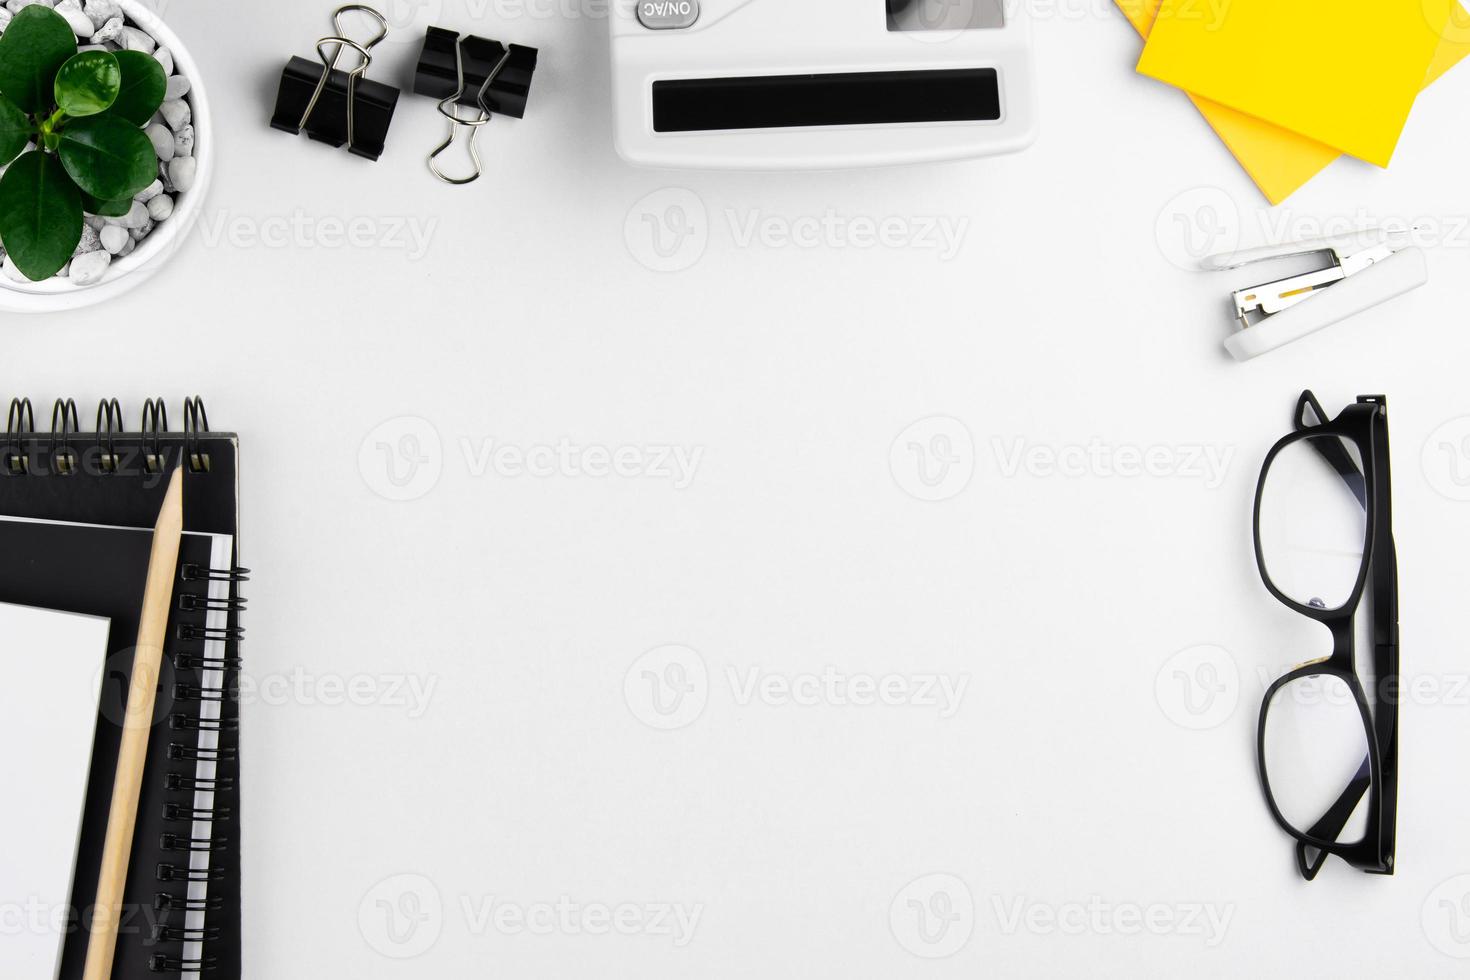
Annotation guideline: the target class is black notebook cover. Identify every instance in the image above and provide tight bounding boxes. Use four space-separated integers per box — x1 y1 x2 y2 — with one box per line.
0 417 243 980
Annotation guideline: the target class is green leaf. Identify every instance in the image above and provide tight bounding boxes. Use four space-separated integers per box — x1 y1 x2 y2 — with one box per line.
57 115 157 201
0 6 79 114
107 51 166 126
0 150 83 281
0 92 32 167
81 192 133 218
54 51 121 118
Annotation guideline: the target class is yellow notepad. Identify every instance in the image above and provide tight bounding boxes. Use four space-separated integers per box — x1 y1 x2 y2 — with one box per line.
1136 0 1461 167
1117 0 1334 203
1119 0 1470 203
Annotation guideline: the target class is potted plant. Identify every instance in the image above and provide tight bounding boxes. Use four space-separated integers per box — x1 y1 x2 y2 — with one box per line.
0 0 211 313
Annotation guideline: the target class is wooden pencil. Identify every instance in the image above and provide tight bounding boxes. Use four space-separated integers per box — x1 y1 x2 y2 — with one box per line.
82 467 184 980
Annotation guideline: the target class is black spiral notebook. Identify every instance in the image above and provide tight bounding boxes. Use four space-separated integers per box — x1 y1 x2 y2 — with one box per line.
0 398 245 980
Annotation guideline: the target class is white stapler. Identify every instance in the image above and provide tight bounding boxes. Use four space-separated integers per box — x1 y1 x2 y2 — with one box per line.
1204 229 1429 362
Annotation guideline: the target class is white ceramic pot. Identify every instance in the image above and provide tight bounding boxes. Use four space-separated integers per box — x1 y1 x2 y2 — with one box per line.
0 0 213 314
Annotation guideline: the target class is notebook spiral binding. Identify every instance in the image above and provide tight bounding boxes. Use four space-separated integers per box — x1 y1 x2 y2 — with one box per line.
154 551 246 976
2 396 218 477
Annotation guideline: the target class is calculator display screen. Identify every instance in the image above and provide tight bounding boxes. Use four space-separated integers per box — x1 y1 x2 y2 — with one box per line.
652 69 1002 133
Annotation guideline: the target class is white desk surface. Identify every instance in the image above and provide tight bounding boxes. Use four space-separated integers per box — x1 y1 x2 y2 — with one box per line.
11 0 1470 975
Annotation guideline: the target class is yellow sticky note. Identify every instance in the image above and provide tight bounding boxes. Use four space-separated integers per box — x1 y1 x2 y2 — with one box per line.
1137 0 1460 167
1119 0 1337 203
1120 0 1470 201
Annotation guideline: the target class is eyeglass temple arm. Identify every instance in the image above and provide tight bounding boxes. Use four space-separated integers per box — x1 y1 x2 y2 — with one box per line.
1296 390 1369 509
1369 409 1399 649
1295 756 1372 880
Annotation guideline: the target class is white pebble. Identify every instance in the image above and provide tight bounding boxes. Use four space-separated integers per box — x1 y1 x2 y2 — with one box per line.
99 224 128 253
106 199 149 230
164 74 190 100
152 45 172 74
0 9 12 31
6 0 55 13
1 256 30 283
118 25 154 53
145 122 174 161
83 214 105 231
81 0 116 30
146 194 173 221
129 218 153 240
167 156 195 194
160 99 190 131
53 0 91 35
68 249 111 284
172 124 192 158
89 14 120 42
134 179 162 203
73 222 101 254
117 236 136 257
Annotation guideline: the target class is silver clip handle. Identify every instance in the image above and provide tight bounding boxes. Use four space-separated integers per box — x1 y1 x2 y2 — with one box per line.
299 36 375 151
297 6 390 150
332 4 389 52
428 44 513 186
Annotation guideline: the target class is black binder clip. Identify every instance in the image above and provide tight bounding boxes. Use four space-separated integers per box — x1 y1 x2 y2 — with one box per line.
271 5 400 162
413 27 539 185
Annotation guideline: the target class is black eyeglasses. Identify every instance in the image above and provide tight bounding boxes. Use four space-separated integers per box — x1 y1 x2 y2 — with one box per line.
1252 391 1399 881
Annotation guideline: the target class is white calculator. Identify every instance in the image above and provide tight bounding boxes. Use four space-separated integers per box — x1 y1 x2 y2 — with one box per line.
610 0 1038 169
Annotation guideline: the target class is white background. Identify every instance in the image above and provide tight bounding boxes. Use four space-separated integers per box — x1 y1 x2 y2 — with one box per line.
10 0 1470 975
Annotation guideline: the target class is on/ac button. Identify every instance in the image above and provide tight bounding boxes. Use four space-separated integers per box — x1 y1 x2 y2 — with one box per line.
638 0 699 29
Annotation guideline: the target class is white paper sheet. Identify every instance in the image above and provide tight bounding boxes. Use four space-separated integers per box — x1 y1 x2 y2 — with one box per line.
0 602 109 980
